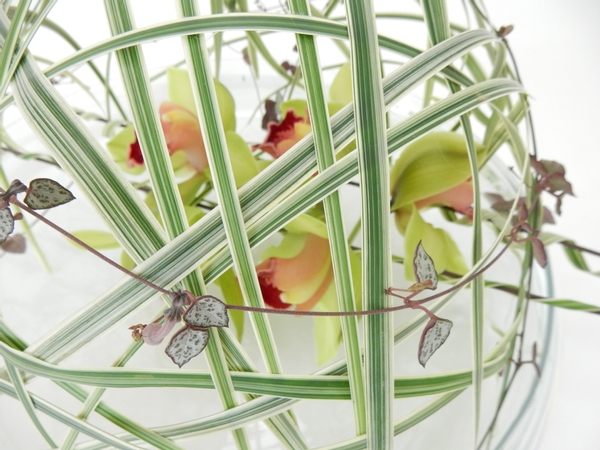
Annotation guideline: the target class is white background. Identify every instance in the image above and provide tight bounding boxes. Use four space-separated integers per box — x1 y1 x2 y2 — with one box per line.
1 0 599 448
486 1 600 449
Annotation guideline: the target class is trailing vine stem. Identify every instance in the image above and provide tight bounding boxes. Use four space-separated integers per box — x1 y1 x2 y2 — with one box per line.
11 194 516 318
10 198 172 296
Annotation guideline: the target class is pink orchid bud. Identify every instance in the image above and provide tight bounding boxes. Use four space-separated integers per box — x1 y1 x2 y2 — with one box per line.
142 318 178 346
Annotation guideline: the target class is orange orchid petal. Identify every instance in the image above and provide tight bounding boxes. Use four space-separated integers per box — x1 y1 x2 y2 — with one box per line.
159 102 208 172
271 234 330 290
415 179 474 219
296 267 334 311
256 234 332 310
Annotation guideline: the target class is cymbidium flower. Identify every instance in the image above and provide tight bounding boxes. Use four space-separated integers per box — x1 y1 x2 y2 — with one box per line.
120 102 208 174
254 62 354 160
391 132 485 279
256 232 333 311
107 68 258 186
251 215 361 364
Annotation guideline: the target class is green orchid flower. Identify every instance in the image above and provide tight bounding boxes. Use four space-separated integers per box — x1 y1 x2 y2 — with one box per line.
391 132 485 279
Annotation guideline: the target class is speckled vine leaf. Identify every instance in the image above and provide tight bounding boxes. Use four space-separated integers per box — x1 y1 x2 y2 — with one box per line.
412 240 438 290
23 178 75 210
165 327 210 368
184 295 229 328
418 317 453 367
0 208 15 244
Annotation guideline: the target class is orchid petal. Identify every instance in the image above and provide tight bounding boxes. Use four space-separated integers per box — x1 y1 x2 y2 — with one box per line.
403 206 468 280
225 131 259 188
313 281 342 365
280 99 309 120
329 62 353 105
167 68 235 132
391 132 485 210
414 179 474 219
159 102 208 173
283 213 329 239
254 109 306 158
106 125 145 175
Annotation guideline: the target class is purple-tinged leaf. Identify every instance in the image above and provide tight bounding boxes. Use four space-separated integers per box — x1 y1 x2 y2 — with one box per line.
261 99 278 130
418 317 453 367
531 237 547 268
530 156 566 178
412 241 438 290
24 178 75 210
165 327 210 368
0 208 14 244
184 295 229 328
1 234 25 253
0 180 27 209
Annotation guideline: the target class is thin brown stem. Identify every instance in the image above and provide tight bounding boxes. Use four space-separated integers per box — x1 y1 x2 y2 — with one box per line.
12 198 171 296
560 240 600 258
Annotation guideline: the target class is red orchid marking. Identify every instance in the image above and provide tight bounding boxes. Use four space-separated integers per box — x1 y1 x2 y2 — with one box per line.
127 138 144 167
255 234 332 310
125 102 208 172
258 261 291 309
254 109 309 158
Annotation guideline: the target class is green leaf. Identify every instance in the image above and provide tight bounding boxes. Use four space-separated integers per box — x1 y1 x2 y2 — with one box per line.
535 298 600 313
5 362 57 448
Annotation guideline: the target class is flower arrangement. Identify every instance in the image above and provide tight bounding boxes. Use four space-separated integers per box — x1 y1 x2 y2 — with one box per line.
0 1 597 449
